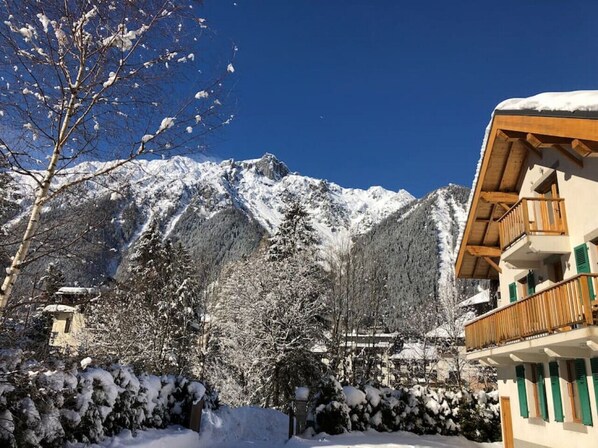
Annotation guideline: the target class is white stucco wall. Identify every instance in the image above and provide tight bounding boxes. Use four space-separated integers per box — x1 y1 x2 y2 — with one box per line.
491 147 598 447
498 360 598 448
497 149 598 307
50 311 84 352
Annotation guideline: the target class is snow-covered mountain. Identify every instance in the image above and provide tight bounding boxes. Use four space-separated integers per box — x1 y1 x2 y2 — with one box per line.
6 153 417 287
12 153 415 248
4 153 483 321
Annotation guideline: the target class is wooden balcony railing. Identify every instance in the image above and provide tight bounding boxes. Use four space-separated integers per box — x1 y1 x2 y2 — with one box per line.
498 197 568 249
465 274 598 351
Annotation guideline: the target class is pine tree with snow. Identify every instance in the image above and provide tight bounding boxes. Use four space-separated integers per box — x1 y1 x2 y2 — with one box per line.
82 225 202 375
268 201 319 261
41 263 66 299
0 156 13 268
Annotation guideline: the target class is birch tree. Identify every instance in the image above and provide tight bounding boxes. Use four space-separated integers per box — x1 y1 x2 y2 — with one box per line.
0 0 233 309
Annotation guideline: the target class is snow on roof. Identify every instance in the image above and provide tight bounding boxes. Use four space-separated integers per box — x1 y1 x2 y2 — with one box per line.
458 289 490 308
43 304 77 313
57 287 98 295
496 90 598 113
391 342 438 361
425 311 476 339
457 90 598 260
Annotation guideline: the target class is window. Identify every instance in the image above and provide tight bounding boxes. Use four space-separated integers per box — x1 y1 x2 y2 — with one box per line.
565 359 593 426
516 271 535 298
591 358 598 416
574 243 595 300
534 174 563 232
64 317 72 334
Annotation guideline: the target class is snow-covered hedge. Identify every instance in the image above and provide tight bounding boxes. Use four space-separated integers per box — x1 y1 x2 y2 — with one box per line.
0 349 215 447
310 376 500 443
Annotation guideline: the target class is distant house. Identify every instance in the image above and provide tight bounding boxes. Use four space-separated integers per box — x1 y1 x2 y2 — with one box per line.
425 303 493 389
43 287 99 353
458 288 492 315
390 341 439 384
455 91 598 448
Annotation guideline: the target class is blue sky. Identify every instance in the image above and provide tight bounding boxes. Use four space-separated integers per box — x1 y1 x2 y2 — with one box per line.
201 1 598 197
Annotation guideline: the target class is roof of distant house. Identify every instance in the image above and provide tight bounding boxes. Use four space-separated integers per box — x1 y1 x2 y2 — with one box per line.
56 287 98 295
425 311 476 339
391 342 438 361
458 289 490 308
43 304 77 313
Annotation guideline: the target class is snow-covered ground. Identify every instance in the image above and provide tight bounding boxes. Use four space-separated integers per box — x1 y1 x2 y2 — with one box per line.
87 407 502 448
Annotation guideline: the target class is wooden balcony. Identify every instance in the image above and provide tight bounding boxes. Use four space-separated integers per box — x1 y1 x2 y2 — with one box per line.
465 274 598 351
498 197 568 250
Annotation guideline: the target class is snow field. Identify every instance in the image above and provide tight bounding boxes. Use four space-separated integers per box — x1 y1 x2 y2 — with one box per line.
87 406 502 448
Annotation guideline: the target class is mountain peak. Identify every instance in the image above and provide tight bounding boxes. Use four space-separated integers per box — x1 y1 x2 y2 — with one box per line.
243 153 290 181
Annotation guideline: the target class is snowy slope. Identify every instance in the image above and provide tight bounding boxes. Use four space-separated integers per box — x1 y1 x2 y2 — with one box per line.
12 153 415 248
430 185 468 290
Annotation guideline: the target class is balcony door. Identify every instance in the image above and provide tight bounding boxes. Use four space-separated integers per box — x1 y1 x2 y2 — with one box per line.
535 176 562 234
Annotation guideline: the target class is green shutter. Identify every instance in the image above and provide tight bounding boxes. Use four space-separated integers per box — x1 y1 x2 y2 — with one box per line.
575 358 593 426
574 243 595 300
516 365 529 418
591 358 598 416
527 271 536 295
549 362 564 422
509 282 518 303
536 363 549 421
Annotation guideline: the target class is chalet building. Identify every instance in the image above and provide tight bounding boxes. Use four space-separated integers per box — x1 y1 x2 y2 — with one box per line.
43 286 99 353
456 91 598 448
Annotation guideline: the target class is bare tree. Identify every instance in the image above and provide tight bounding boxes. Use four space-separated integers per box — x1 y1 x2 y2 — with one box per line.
0 0 233 309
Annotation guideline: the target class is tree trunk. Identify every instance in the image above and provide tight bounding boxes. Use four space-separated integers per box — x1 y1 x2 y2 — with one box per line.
0 92 77 310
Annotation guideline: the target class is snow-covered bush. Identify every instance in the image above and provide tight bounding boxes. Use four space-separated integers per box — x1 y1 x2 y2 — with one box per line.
310 378 500 442
311 375 351 435
0 350 213 447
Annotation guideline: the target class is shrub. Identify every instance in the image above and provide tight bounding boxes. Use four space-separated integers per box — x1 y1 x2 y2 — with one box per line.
0 350 213 447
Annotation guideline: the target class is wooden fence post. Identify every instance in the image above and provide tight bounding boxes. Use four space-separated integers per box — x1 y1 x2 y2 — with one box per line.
189 399 204 433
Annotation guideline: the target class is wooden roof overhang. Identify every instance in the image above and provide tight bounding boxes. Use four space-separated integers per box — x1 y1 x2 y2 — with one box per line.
456 110 598 280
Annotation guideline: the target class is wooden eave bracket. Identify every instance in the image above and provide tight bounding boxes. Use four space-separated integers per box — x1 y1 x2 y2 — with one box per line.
525 132 583 167
553 144 583 168
525 132 571 148
495 129 542 158
466 245 501 258
479 191 519 204
572 138 598 157
483 256 502 274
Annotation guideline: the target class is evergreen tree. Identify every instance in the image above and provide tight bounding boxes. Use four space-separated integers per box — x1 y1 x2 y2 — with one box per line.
82 225 202 375
268 201 319 261
41 263 66 298
311 375 351 434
